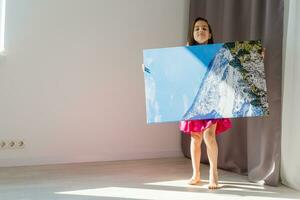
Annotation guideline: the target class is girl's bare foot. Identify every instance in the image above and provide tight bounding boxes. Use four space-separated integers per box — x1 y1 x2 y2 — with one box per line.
208 170 219 189
188 178 201 185
188 174 201 185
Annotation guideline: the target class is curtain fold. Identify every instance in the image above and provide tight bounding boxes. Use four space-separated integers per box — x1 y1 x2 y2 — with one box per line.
182 0 283 186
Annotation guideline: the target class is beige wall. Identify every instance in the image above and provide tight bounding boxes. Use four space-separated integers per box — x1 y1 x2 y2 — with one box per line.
0 0 190 167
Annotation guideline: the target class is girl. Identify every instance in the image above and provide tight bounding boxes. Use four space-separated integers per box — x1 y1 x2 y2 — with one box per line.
179 17 232 189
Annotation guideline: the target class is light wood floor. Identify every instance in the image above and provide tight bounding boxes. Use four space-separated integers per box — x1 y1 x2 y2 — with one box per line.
0 157 300 200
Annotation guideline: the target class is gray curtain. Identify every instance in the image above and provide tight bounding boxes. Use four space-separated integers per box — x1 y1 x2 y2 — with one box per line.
182 0 283 186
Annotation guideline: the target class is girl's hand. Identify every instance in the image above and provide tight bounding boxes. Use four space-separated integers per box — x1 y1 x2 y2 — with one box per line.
262 48 266 60
142 64 151 74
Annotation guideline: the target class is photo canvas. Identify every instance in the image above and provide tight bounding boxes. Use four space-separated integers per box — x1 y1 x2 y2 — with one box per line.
143 40 269 124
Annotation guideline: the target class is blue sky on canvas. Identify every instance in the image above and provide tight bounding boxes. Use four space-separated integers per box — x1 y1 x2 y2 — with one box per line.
143 44 223 123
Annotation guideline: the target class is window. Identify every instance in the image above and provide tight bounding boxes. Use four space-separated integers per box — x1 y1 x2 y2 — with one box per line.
0 0 6 54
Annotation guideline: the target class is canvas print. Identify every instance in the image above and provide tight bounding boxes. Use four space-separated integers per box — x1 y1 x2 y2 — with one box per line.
143 40 269 124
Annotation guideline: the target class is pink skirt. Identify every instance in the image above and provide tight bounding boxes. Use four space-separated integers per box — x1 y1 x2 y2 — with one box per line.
179 118 232 135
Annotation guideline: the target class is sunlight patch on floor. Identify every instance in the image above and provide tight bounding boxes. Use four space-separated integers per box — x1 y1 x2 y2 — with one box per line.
144 179 276 194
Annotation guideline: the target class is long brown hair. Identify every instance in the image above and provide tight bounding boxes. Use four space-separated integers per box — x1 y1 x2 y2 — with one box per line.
188 17 214 45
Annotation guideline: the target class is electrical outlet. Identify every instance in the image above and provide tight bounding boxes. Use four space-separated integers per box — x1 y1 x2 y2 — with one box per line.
15 140 25 148
8 140 15 148
0 140 6 148
0 139 25 150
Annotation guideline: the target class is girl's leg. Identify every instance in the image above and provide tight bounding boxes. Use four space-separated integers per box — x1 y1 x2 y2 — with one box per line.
189 132 203 185
203 124 219 189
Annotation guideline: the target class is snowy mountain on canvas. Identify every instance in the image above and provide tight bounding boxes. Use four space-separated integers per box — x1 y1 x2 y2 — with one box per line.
183 41 269 120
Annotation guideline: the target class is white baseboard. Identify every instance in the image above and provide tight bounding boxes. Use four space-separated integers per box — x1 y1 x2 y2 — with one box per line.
0 150 183 167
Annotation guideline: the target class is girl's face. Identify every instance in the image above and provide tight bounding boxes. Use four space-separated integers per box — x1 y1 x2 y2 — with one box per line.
193 20 211 44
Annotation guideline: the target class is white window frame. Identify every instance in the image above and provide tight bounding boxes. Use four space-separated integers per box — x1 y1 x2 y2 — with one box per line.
0 0 6 57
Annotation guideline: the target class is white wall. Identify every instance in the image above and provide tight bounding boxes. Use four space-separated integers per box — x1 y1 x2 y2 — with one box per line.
0 0 190 167
281 0 300 191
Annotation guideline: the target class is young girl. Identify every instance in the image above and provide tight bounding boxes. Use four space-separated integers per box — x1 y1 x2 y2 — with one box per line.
179 17 232 189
